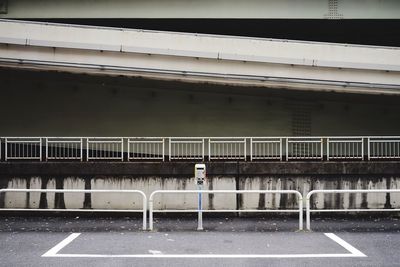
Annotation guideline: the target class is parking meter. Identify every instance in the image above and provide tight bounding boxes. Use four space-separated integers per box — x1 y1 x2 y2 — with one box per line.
195 164 206 185
195 164 206 230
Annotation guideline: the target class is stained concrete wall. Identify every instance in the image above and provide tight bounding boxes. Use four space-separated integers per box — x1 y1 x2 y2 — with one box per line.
2 175 400 211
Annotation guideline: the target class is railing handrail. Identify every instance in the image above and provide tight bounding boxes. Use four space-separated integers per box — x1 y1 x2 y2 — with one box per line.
306 189 400 230
306 189 400 199
287 140 322 143
87 140 123 143
252 140 281 143
209 140 246 143
170 140 203 143
328 140 363 143
149 189 302 200
47 140 82 143
2 136 400 138
369 139 400 142
149 189 303 231
5 140 41 143
1 188 145 193
0 188 147 230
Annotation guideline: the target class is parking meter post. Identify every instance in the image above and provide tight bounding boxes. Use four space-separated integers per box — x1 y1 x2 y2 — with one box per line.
197 184 203 231
195 164 206 231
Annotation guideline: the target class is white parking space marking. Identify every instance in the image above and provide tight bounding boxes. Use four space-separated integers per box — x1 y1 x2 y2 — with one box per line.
42 233 81 257
42 232 367 258
324 233 366 257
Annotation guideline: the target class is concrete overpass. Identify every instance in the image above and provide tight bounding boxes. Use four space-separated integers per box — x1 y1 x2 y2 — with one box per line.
0 0 399 19
0 19 400 95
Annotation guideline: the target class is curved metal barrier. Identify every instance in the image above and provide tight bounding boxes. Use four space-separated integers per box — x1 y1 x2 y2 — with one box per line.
306 189 400 230
0 189 147 230
149 189 303 231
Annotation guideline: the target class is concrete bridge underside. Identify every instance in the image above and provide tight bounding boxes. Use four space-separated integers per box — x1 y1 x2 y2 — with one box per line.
0 20 400 137
0 20 400 96
0 0 400 19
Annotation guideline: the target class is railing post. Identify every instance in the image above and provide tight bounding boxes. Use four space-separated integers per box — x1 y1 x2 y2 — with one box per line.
121 138 124 161
39 138 43 162
202 138 205 161
4 138 7 161
299 194 303 231
286 138 289 161
149 198 154 231
127 138 130 162
244 138 247 161
208 139 211 161
306 193 311 231
142 192 147 231
168 138 171 161
86 138 89 162
80 138 83 162
320 138 323 161
45 138 49 161
162 138 165 162
250 137 253 161
327 138 330 161
279 138 283 161
361 137 364 161
367 137 370 161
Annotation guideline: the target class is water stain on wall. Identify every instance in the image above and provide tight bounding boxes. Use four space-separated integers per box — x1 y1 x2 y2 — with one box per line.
1 175 400 211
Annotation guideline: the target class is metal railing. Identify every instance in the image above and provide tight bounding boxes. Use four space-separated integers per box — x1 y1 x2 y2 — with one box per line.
46 137 83 161
5 137 42 161
209 138 246 160
0 136 400 161
286 137 323 160
306 189 400 230
169 137 204 160
327 137 363 160
0 188 147 230
149 190 303 231
128 137 164 161
250 137 282 160
87 137 123 161
368 137 400 160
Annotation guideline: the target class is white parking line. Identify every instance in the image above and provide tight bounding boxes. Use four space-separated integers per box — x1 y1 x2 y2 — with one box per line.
324 233 366 257
42 233 81 257
42 233 367 258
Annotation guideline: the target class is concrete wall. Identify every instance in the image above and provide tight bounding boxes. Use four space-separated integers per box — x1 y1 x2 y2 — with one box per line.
2 161 400 211
2 175 400 211
1 70 400 137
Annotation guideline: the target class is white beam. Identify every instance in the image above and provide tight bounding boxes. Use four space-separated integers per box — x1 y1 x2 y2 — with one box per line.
0 0 399 19
0 20 400 95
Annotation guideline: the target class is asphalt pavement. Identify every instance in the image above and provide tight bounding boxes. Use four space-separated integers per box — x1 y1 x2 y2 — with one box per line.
1 215 399 267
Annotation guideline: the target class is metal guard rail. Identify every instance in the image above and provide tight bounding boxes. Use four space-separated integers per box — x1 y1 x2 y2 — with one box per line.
306 189 400 231
149 190 303 231
0 189 147 230
1 136 400 162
